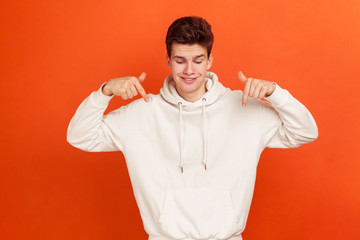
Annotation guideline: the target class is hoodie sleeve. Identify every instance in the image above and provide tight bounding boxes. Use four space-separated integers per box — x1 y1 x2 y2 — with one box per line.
66 83 126 152
260 83 318 149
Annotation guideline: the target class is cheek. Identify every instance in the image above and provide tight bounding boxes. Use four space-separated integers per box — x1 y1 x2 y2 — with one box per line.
171 64 183 74
197 63 208 73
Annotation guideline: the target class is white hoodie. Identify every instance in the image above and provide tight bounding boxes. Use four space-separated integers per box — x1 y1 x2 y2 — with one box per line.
67 72 318 240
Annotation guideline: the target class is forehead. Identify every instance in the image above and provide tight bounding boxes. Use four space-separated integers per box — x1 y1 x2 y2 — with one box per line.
170 43 208 58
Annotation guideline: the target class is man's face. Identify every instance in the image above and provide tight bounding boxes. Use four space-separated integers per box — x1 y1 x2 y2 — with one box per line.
166 43 213 102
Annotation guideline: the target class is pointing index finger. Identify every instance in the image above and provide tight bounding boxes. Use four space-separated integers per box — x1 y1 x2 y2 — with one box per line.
243 83 249 107
134 78 149 102
239 72 249 107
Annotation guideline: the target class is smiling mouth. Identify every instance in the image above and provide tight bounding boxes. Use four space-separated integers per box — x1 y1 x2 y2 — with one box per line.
181 76 198 83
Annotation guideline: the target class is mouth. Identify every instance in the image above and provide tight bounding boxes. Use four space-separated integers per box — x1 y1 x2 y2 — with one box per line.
180 76 198 84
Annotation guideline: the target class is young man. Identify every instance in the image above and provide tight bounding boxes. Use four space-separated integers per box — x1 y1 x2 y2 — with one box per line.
67 17 318 240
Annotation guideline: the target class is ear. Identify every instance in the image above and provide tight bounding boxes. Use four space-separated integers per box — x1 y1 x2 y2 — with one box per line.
207 53 213 70
166 54 171 70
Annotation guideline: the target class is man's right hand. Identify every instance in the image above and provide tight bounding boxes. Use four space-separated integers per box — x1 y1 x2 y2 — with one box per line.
102 72 149 102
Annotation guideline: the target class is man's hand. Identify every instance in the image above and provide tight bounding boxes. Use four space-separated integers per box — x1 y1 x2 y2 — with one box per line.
102 72 149 102
237 71 276 107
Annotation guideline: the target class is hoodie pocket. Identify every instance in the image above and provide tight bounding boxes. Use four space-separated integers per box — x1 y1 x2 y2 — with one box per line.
158 187 242 240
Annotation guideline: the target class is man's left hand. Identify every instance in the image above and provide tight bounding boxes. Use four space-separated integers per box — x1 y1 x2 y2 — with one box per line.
237 71 276 107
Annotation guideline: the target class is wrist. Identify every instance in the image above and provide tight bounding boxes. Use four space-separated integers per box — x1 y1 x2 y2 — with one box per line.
265 82 276 97
102 82 113 96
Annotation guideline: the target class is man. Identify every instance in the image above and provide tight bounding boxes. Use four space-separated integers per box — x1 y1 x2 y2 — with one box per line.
67 16 318 240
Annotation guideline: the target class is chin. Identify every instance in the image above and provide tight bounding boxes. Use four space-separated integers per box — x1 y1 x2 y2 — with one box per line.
178 78 205 94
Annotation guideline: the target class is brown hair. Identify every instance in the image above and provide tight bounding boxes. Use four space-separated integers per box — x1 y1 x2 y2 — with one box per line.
165 16 214 58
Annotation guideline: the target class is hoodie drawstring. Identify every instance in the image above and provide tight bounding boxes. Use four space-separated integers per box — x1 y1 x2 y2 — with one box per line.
177 98 208 173
178 102 184 173
202 98 208 171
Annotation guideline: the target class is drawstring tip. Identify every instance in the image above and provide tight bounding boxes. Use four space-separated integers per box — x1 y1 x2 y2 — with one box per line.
204 164 207 170
180 166 183 173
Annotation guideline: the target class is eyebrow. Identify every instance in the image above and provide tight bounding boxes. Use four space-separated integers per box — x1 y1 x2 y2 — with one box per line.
173 54 206 60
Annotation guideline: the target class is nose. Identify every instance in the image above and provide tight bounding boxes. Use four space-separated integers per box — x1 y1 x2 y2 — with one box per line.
183 62 194 75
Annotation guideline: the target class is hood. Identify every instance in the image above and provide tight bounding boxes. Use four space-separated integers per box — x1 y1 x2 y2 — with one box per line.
160 71 227 109
159 72 228 173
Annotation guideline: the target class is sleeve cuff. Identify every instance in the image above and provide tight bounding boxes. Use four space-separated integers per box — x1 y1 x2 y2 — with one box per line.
90 82 114 107
264 83 290 107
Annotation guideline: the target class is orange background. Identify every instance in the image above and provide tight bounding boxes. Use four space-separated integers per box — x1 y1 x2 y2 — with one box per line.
1 0 359 239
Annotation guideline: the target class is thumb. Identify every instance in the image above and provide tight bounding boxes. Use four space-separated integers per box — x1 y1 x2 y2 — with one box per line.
138 72 146 82
237 71 247 84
